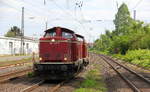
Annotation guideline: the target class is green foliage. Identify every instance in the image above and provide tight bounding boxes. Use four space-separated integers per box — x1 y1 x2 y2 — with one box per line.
5 26 21 37
113 3 134 36
113 50 150 69
81 70 98 88
111 35 130 54
4 31 16 37
81 79 97 88
92 3 150 55
27 72 35 77
75 88 103 92
91 3 150 69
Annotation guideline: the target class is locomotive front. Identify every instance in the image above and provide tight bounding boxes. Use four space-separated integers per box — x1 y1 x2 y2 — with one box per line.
34 27 87 79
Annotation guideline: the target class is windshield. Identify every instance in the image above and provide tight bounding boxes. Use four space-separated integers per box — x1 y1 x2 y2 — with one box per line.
45 31 56 37
62 32 73 39
77 37 83 41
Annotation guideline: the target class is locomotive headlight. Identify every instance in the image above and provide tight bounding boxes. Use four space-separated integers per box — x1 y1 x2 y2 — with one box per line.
51 39 55 42
64 57 67 61
39 57 42 61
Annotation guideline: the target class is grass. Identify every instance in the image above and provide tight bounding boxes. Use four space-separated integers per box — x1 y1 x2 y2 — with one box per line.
74 66 107 92
27 72 35 77
75 88 104 92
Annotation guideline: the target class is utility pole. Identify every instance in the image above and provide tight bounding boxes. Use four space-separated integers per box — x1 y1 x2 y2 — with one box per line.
45 21 48 30
21 7 24 55
44 0 48 30
134 10 136 20
66 0 69 9
116 1 119 10
44 0 46 5
75 0 84 21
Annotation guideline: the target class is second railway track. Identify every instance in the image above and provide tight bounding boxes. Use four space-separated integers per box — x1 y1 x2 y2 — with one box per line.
100 54 150 92
0 68 32 83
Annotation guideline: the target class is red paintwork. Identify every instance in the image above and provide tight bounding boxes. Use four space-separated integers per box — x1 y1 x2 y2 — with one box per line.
39 27 88 63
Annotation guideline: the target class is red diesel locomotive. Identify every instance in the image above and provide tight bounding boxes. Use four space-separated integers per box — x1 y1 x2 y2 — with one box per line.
34 27 89 79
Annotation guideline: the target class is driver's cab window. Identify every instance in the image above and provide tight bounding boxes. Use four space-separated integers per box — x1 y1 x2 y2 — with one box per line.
77 37 83 41
62 32 73 39
45 31 56 37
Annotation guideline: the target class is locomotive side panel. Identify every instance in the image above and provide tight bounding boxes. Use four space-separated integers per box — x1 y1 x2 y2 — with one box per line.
71 41 78 61
83 42 88 58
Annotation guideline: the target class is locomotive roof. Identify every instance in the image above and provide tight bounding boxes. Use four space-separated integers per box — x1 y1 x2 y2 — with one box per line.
75 34 84 39
45 27 75 33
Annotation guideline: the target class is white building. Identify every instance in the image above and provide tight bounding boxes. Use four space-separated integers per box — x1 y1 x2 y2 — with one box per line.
0 36 39 55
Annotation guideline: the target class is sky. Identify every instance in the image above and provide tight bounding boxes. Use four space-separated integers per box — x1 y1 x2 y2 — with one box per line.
0 0 150 42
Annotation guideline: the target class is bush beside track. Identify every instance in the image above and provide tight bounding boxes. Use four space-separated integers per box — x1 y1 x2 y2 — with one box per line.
112 49 150 69
90 49 150 69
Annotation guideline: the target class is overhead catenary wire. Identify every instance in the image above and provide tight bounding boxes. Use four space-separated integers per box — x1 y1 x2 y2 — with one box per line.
130 0 143 20
47 0 90 34
47 0 77 20
0 3 44 24
2 0 88 30
1 0 53 21
50 0 94 42
1 0 96 42
1 0 57 29
132 0 143 10
19 0 58 17
0 1 45 23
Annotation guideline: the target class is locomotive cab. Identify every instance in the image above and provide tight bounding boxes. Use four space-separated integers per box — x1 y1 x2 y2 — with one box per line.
39 27 75 63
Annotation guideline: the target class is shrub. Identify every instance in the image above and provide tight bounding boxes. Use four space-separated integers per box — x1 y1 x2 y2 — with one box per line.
113 49 150 69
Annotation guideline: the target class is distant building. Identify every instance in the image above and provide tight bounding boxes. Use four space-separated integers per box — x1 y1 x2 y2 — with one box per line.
0 36 39 56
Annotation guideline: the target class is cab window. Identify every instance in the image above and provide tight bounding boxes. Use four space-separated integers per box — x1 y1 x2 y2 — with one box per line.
45 31 56 37
77 37 83 41
62 32 73 39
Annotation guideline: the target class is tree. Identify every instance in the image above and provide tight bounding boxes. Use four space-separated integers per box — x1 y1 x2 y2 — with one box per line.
113 3 133 35
91 3 150 55
5 26 21 37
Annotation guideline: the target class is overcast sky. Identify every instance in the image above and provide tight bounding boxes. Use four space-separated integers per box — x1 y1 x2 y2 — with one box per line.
0 0 150 42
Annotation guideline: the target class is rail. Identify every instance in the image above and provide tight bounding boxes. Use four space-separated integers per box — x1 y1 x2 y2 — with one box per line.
99 54 150 92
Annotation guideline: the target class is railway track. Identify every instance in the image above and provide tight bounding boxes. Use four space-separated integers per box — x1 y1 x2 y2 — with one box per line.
20 71 81 92
21 80 45 92
0 68 33 83
100 54 150 92
0 62 32 70
20 79 70 92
